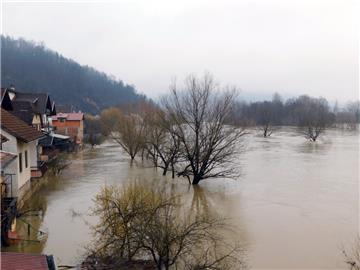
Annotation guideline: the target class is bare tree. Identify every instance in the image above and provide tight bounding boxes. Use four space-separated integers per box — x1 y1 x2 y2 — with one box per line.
87 182 245 270
90 183 156 263
116 113 146 161
162 74 246 185
295 96 334 142
84 114 104 148
343 238 360 270
100 107 123 137
101 107 146 161
256 101 274 137
145 110 182 177
344 101 360 130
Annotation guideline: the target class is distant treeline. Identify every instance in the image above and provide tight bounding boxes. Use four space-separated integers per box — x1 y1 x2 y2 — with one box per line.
232 93 360 129
1 36 145 113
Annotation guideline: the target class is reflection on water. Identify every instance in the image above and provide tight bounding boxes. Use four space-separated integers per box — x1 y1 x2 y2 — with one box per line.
3 128 359 269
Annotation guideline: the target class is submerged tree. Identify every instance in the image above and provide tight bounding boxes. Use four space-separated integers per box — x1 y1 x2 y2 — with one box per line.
100 107 146 161
145 111 181 177
343 238 360 270
255 101 274 137
84 114 104 147
88 183 245 270
162 73 246 185
295 96 334 142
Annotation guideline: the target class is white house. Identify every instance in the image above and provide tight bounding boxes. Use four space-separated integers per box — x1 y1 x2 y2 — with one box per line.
1 108 44 199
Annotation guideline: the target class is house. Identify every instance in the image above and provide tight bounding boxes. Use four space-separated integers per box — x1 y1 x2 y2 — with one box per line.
0 109 45 198
0 252 56 270
52 112 84 145
4 87 56 132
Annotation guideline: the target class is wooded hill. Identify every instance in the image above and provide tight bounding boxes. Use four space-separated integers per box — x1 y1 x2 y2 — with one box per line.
1 36 145 114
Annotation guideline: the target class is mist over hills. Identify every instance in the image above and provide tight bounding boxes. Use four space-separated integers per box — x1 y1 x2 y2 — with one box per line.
1 36 145 114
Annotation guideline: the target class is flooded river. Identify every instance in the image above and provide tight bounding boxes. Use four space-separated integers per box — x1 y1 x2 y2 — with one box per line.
4 127 359 269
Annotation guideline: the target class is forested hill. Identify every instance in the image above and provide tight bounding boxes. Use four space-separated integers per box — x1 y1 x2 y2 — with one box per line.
1 36 145 113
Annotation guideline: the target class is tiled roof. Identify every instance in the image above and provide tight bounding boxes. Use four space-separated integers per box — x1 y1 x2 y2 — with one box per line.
11 100 35 125
13 92 51 114
1 252 51 270
52 112 84 121
1 108 44 142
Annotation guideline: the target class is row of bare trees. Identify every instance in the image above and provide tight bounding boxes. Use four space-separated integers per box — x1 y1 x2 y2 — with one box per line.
100 74 246 185
233 94 360 140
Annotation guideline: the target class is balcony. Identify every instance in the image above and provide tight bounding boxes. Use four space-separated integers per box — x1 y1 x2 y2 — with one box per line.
31 161 48 178
1 174 15 198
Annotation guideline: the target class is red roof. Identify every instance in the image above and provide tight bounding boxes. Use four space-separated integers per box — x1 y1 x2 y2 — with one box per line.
52 112 84 121
1 252 50 270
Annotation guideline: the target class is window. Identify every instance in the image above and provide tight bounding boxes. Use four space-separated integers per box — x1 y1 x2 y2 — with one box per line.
59 118 66 123
19 152 23 173
25 150 28 168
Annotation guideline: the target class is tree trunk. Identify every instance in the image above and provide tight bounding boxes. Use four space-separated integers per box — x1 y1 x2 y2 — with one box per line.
171 163 175 178
192 175 202 185
162 164 169 176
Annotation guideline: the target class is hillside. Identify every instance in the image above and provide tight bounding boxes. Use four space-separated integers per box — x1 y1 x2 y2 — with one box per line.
1 36 145 113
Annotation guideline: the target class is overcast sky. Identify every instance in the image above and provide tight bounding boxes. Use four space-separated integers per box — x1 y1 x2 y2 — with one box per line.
2 0 359 102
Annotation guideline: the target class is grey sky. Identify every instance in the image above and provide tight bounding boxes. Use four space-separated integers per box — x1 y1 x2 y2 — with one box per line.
2 0 359 102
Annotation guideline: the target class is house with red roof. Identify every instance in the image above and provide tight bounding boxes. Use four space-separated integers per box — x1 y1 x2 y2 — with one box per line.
52 112 84 145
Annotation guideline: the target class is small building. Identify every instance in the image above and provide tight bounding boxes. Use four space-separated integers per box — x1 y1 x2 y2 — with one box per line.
38 133 72 162
0 252 56 270
52 112 84 145
1 109 45 198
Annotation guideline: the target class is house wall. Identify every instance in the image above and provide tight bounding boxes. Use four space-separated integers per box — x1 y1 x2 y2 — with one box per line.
42 114 51 129
52 120 80 128
15 141 32 190
28 140 38 168
0 129 38 198
52 120 83 144
32 115 42 131
1 130 17 154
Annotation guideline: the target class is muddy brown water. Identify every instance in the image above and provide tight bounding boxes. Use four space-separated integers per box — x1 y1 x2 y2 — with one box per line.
3 127 359 269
